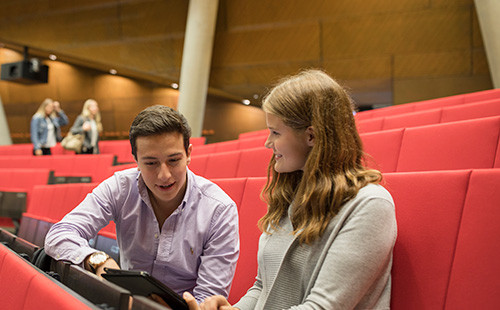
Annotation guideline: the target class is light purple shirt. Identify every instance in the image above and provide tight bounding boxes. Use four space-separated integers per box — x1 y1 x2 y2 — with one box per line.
45 167 240 302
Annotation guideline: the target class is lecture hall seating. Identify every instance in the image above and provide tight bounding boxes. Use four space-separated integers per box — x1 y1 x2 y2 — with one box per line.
0 242 99 309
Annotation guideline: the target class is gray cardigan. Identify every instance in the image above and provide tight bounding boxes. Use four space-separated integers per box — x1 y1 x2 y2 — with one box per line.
234 183 397 310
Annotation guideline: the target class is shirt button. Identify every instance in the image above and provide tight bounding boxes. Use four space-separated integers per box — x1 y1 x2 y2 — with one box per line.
154 234 159 239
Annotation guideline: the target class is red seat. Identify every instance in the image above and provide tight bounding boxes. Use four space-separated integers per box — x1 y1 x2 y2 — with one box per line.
382 109 442 131
236 147 272 178
204 150 241 179
356 117 384 133
214 140 240 153
188 154 210 176
445 169 500 309
396 116 500 172
210 178 248 209
190 143 216 157
361 128 404 173
384 170 471 310
238 136 267 150
463 88 500 103
441 98 500 123
228 177 267 304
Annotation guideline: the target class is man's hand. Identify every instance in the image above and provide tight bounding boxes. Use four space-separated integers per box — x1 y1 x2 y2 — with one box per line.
34 149 43 156
183 292 238 310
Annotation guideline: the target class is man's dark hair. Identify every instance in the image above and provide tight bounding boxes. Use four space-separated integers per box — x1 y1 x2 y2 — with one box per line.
129 105 191 158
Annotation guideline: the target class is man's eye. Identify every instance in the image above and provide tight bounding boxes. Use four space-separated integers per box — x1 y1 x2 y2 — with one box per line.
169 158 181 163
145 162 157 166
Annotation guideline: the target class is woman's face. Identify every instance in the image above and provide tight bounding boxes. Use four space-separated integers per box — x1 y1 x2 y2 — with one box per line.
88 102 99 115
44 102 54 115
264 112 313 173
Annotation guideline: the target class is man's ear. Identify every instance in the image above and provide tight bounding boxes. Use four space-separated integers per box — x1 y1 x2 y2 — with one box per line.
305 126 315 147
186 144 193 165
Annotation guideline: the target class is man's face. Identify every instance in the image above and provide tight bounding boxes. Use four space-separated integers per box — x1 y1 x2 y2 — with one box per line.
135 132 192 208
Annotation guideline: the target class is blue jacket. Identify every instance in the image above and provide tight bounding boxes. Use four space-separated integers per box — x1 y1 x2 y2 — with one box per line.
30 111 69 150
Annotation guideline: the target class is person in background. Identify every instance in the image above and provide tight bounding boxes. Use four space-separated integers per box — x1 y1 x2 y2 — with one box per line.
45 105 240 304
30 98 68 156
70 98 102 154
183 69 397 310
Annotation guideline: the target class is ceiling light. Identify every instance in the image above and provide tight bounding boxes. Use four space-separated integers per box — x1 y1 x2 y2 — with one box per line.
109 69 117 75
49 54 57 61
242 99 251 105
171 83 179 89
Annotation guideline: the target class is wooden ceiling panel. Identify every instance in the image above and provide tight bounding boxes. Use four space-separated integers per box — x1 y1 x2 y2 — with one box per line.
120 0 188 37
212 23 320 66
323 8 471 57
323 56 392 80
0 5 121 49
224 0 429 29
394 51 472 78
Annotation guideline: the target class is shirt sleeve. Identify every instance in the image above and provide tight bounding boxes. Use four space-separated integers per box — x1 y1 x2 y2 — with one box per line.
192 201 240 303
55 110 69 127
44 174 121 265
288 197 397 310
30 116 42 150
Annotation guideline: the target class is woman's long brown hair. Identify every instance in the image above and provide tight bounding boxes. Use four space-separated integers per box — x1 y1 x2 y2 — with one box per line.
259 69 382 244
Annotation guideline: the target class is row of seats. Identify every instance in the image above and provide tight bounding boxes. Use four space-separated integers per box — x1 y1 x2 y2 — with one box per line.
189 147 272 179
0 154 114 184
0 137 207 159
362 115 500 173
354 88 500 121
0 242 99 309
9 164 500 308
190 135 268 156
214 169 500 308
187 115 500 178
356 97 500 133
0 231 169 309
0 168 51 220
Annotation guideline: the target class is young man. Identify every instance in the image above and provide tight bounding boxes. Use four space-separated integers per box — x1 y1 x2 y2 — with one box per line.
45 105 240 303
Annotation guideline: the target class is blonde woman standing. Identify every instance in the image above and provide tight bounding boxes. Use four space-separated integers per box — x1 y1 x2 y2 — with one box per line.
70 99 103 154
30 98 68 155
183 70 397 310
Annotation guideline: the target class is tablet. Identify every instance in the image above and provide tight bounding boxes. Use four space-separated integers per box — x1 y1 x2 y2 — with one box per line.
102 268 188 310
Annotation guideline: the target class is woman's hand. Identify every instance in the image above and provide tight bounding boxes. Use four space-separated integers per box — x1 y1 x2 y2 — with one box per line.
183 292 237 310
82 121 91 131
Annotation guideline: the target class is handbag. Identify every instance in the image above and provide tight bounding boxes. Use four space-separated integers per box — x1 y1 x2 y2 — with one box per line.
61 132 84 152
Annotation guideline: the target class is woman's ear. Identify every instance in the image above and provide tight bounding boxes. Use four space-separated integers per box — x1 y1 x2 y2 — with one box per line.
305 126 315 147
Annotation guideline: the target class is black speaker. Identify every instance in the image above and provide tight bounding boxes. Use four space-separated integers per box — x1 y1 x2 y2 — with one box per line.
0 59 49 84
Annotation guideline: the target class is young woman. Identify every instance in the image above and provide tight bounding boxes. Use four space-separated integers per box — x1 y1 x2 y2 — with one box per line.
30 98 68 155
69 99 103 154
183 69 397 310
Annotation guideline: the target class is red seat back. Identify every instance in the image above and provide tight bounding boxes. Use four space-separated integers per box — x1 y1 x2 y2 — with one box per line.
384 170 471 310
361 128 404 173
228 177 267 304
445 169 500 309
397 116 500 172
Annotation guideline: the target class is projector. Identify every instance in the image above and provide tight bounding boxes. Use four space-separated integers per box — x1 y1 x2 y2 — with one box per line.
0 59 49 84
